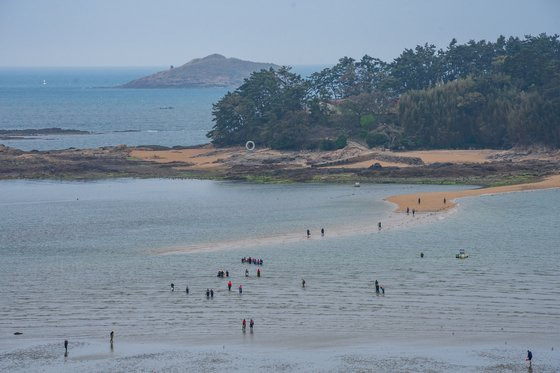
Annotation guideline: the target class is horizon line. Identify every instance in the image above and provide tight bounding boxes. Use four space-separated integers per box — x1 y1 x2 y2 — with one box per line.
0 63 332 69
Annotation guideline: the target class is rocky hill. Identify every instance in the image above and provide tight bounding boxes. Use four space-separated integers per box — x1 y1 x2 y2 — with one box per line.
120 54 279 88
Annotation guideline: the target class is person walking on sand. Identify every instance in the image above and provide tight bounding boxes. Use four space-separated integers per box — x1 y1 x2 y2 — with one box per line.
186 286 189 294
443 197 446 204
380 285 385 295
110 330 114 344
210 289 214 298
242 319 246 332
307 229 310 238
245 269 249 277
228 280 232 291
64 339 68 354
378 222 382 231
239 285 243 294
302 278 306 288
206 288 210 298
257 268 261 277
250 319 254 332
418 197 421 204
406 207 409 215
170 283 174 291
321 228 325 236
526 350 532 367
375 280 380 294
412 209 415 217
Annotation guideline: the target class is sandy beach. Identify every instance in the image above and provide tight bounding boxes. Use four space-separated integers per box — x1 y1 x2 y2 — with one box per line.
386 174 560 212
130 145 560 171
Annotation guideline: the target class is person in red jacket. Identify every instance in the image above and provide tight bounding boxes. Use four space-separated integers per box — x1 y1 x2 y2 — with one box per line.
228 280 232 291
242 319 246 332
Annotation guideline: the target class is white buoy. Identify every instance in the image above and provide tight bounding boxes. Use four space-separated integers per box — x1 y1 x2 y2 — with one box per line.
245 141 255 151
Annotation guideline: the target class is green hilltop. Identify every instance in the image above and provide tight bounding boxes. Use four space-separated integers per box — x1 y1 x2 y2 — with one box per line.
208 34 560 150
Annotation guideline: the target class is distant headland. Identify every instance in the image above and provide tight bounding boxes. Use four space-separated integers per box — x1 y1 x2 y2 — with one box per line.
120 54 279 88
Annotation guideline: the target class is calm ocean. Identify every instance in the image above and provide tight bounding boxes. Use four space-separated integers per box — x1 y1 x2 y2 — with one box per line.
0 179 559 371
0 66 322 151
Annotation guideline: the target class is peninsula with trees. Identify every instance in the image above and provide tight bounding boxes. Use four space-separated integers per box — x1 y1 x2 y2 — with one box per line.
1 34 559 186
208 34 560 151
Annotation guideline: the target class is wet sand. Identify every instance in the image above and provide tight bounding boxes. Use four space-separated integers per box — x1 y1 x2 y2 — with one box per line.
2 337 558 372
156 207 447 255
386 174 560 213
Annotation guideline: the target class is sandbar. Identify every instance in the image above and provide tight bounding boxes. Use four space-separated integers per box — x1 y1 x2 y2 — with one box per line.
386 174 560 213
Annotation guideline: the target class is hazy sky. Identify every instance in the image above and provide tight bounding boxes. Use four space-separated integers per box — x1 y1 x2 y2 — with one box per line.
1 0 559 67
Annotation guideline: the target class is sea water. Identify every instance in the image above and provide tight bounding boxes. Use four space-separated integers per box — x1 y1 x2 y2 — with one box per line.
0 66 323 151
0 179 558 371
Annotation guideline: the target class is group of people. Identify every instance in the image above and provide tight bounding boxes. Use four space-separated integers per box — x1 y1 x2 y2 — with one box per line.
226 280 245 294
217 269 229 278
245 268 261 277
242 257 263 265
375 280 385 295
405 197 447 216
171 283 191 294
63 330 114 356
306 228 325 238
171 258 269 299
241 318 255 332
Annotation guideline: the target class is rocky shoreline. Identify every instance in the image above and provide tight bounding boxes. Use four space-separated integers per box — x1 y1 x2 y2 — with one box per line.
0 127 90 140
1 143 559 186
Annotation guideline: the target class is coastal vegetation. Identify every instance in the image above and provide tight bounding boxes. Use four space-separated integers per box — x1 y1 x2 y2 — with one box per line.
208 34 560 150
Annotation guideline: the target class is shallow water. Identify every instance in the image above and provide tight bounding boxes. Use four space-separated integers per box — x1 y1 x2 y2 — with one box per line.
0 179 558 371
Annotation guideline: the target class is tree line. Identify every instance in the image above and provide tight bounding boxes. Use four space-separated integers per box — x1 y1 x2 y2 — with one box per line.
207 34 560 150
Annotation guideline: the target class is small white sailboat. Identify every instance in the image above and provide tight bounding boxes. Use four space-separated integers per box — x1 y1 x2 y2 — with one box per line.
42 80 47 85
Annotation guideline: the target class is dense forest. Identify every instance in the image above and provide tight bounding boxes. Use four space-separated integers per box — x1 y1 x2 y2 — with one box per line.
207 34 560 150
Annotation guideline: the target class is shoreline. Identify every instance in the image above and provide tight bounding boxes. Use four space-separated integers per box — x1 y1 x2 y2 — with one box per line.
2 143 559 186
3 336 558 372
2 328 559 372
385 174 560 213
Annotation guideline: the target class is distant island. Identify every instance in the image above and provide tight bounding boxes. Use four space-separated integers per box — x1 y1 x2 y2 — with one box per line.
120 54 279 88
